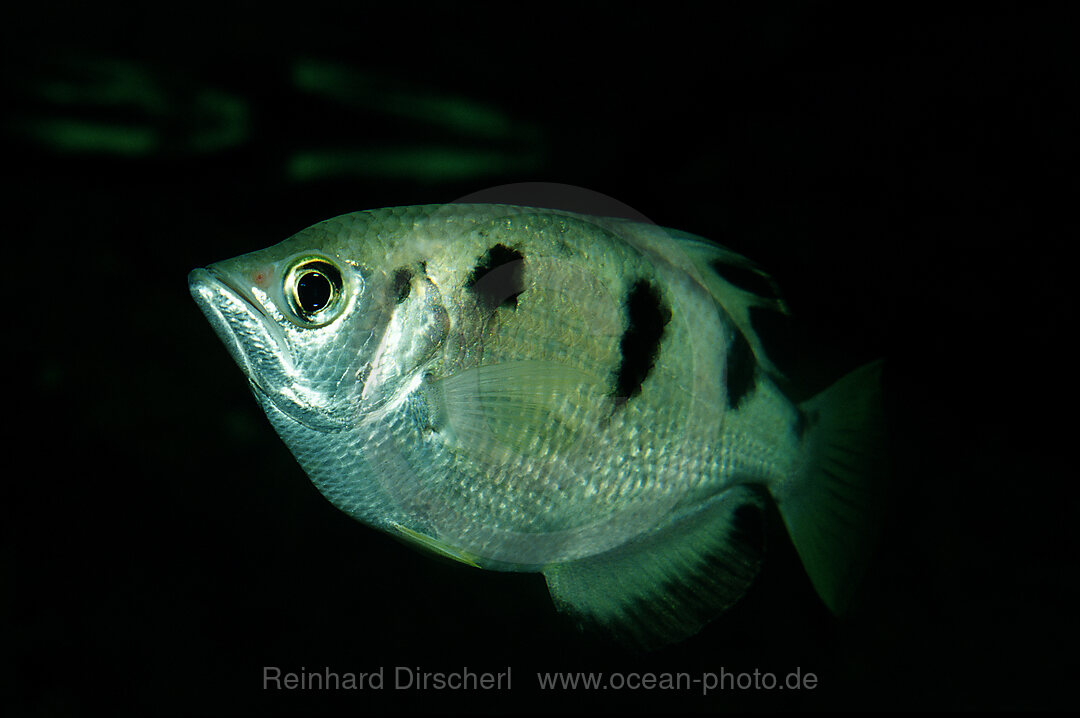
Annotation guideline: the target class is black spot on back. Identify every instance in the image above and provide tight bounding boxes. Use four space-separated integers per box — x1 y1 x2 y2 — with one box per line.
725 326 756 409
792 407 808 440
466 244 525 310
709 259 779 299
794 408 819 440
748 305 803 384
613 279 671 401
391 268 412 304
731 499 765 549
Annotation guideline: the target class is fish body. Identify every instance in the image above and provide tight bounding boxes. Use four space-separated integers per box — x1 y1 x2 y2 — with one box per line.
189 203 884 648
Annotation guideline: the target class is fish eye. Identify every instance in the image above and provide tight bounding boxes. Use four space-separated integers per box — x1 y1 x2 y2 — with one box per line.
284 257 345 326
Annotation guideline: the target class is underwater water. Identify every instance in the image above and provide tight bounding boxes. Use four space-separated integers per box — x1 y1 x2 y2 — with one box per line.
5 2 1076 714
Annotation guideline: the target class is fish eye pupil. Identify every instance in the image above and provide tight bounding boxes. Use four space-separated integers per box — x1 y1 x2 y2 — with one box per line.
286 258 344 324
297 270 332 313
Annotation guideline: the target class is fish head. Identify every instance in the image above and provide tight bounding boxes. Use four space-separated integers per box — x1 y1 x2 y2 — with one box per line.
188 221 448 433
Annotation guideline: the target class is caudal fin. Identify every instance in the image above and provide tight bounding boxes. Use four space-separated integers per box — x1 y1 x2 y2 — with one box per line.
772 360 887 615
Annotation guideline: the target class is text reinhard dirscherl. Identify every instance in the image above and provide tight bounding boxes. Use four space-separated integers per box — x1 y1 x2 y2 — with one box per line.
263 666 512 691
262 666 820 694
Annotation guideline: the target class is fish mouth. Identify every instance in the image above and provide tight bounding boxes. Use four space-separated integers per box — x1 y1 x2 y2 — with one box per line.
190 266 268 320
188 266 292 386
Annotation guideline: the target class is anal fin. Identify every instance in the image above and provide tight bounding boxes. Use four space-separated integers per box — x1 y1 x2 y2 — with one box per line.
542 486 765 651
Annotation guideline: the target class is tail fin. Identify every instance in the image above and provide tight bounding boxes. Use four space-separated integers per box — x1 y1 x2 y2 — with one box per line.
772 360 887 615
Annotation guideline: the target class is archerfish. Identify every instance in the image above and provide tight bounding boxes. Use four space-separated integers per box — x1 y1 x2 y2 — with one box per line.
189 203 885 649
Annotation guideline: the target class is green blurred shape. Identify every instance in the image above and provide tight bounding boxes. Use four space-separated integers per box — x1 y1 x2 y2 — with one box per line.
288 147 543 182
22 118 157 155
188 88 249 153
35 58 168 114
22 56 249 154
292 59 538 141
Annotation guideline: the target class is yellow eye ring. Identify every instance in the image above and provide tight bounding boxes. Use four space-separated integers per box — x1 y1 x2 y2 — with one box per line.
284 257 344 326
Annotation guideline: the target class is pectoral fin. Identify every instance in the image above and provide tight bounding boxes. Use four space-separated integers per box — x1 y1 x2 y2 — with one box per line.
433 360 603 460
389 522 482 568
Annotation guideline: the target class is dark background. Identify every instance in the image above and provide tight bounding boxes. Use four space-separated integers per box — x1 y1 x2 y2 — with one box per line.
5 2 1076 714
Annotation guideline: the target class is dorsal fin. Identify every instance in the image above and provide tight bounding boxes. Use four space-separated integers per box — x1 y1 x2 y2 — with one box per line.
665 229 789 381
